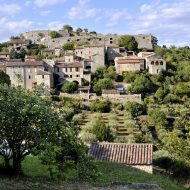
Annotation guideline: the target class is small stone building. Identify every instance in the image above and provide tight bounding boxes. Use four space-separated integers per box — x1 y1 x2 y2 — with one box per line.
115 56 145 74
88 143 153 174
54 61 84 85
145 54 166 74
7 39 30 50
6 60 53 89
0 52 10 59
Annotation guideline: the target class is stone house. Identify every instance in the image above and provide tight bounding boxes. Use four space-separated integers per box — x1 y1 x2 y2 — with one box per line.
106 45 121 65
88 143 153 174
137 52 155 58
41 49 55 57
54 61 84 85
75 45 105 72
115 56 145 74
145 54 166 74
0 52 10 59
6 60 53 89
7 39 30 50
64 51 75 62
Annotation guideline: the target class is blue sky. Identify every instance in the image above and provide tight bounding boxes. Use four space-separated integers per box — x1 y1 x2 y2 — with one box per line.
0 0 190 46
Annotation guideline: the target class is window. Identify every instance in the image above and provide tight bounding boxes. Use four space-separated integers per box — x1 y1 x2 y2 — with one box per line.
67 39 70 42
70 68 72 72
77 39 80 41
76 75 80 77
99 38 102 41
151 61 154 65
160 61 163 65
57 68 60 72
70 75 72 78
156 61 159 65
65 68 67 72
110 38 113 40
157 69 159 73
42 75 44 79
81 51 83 54
29 75 31 79
110 41 113 44
75 67 79 72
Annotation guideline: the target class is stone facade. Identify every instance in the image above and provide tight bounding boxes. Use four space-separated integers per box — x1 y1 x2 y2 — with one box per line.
6 60 53 89
115 56 145 74
22 30 154 50
132 165 153 174
145 54 166 74
106 45 121 64
54 61 84 85
0 52 10 59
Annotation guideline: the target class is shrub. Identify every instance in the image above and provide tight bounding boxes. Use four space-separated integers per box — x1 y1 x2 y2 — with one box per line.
125 102 145 117
90 100 111 113
49 31 60 39
61 82 78 93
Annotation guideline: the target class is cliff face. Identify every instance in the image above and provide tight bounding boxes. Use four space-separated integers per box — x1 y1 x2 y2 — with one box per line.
22 30 153 50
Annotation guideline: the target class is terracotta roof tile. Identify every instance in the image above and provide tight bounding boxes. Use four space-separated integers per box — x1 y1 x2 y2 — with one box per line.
88 143 153 165
55 61 83 68
6 61 44 67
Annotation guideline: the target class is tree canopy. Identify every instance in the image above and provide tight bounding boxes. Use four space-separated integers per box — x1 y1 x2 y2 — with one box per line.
118 35 138 51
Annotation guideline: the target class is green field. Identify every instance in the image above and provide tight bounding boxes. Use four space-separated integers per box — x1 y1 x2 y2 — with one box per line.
0 156 186 190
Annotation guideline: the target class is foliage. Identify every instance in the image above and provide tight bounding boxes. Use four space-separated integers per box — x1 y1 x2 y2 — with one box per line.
128 74 154 94
10 48 20 59
103 66 117 80
63 24 73 33
0 71 11 85
49 31 60 39
61 82 78 93
125 102 146 117
63 42 75 51
118 35 138 51
0 86 66 175
93 78 114 93
90 100 111 113
76 27 83 35
123 71 139 83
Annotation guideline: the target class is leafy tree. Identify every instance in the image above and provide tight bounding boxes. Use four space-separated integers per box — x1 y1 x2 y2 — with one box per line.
63 42 75 51
128 74 154 94
63 24 73 33
173 83 190 97
118 35 138 51
155 87 166 102
84 28 88 33
49 31 60 39
93 78 114 93
123 72 139 83
10 48 19 59
76 27 83 35
61 82 78 93
90 100 111 113
125 102 145 117
0 86 66 175
19 48 26 60
104 66 117 80
0 71 11 85
89 31 97 35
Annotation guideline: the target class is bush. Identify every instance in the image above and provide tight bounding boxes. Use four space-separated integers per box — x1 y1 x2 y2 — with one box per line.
63 42 75 51
153 157 174 171
61 82 78 93
125 102 145 117
49 31 60 39
90 100 111 113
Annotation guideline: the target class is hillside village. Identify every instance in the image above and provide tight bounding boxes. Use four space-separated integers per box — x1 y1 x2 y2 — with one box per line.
0 26 190 190
0 27 165 102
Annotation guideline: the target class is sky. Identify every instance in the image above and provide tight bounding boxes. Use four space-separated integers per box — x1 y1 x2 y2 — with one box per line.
0 0 190 46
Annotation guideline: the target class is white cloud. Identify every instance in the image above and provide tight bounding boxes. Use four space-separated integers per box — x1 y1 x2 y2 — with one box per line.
34 0 66 7
0 18 34 40
47 21 64 30
40 10 52 16
105 9 131 27
24 1 31 6
128 0 190 44
68 0 98 19
0 3 21 15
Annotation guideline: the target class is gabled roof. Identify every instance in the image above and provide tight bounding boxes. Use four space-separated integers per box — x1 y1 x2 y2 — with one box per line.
115 56 144 64
88 143 153 165
36 70 52 75
6 61 44 67
55 61 83 68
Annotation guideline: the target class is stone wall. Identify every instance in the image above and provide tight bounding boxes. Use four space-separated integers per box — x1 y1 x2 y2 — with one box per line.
132 165 153 174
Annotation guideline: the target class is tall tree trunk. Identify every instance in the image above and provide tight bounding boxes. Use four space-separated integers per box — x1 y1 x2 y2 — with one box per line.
12 153 22 176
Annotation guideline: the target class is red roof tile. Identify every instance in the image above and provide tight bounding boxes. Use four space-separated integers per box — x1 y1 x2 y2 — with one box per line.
6 61 44 67
88 143 153 165
55 61 83 68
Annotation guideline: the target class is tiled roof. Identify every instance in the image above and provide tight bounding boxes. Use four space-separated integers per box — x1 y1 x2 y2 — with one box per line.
106 44 119 48
88 143 153 165
116 56 144 64
7 39 29 44
6 61 44 67
0 52 9 55
55 61 83 68
36 70 52 75
102 89 120 94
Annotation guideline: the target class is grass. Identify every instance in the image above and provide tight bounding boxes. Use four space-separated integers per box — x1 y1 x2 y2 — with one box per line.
0 156 187 190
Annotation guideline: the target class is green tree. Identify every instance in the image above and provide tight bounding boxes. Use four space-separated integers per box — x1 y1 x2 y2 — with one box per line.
19 48 26 60
104 66 117 80
84 28 88 33
0 71 11 85
125 102 145 117
128 74 154 94
76 27 83 35
93 78 114 93
118 35 138 51
0 86 66 175
61 82 78 93
63 24 73 33
10 48 19 59
155 87 166 102
63 42 75 51
49 31 60 39
90 100 111 113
